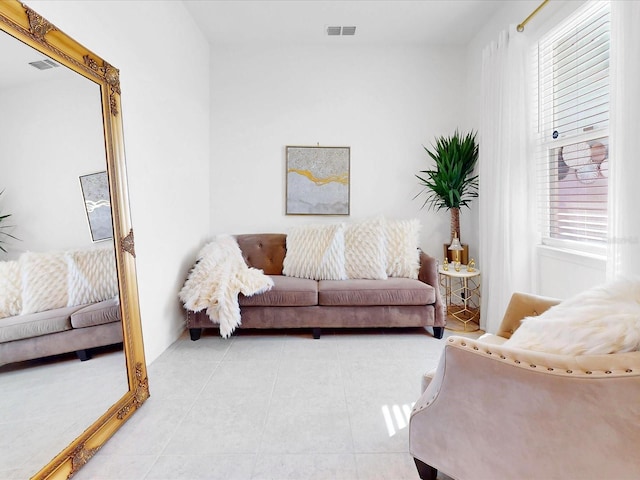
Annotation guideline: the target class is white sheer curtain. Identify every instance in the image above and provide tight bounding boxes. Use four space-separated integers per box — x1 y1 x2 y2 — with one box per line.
478 26 535 333
607 1 640 279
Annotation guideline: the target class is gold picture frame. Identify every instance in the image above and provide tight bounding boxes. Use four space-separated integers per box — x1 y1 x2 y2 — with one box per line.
0 2 149 478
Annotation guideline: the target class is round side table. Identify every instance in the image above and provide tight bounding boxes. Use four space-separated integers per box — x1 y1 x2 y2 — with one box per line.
438 264 481 331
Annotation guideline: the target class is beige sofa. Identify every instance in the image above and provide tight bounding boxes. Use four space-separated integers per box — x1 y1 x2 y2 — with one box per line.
0 247 122 366
0 298 122 366
184 233 446 340
409 292 640 480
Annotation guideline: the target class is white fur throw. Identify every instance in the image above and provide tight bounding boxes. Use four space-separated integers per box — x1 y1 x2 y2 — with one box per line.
384 218 421 279
283 223 347 280
504 276 640 355
20 251 68 315
66 247 118 307
344 218 388 280
179 235 274 338
0 261 22 318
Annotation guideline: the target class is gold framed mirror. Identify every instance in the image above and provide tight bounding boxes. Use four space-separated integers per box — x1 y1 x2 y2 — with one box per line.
0 1 149 478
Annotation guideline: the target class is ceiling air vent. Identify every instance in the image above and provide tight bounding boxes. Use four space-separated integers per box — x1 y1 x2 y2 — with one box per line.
341 26 356 35
28 59 59 70
327 26 342 36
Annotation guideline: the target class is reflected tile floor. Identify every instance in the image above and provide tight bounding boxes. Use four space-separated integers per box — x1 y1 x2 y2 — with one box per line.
74 326 481 480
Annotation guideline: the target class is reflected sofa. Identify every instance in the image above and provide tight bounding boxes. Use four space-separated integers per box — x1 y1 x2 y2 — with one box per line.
184 233 446 340
0 247 122 366
409 292 640 480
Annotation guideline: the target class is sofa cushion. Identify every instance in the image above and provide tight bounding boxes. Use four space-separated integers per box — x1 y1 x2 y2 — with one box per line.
0 305 80 343
344 218 388 280
283 223 348 281
0 260 22 319
70 297 121 328
66 247 118 307
20 251 68 314
239 275 318 307
384 218 421 279
318 278 435 306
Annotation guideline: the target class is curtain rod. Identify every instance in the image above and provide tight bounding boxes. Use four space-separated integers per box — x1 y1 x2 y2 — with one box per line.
517 0 550 32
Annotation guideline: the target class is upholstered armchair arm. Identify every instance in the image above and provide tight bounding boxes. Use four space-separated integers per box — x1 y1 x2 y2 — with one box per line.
410 336 640 479
418 251 446 327
496 292 560 339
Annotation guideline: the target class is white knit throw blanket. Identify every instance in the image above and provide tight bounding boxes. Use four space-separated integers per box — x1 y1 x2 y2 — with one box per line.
179 235 274 338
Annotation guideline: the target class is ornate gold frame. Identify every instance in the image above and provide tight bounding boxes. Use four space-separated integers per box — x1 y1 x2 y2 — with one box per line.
0 2 149 478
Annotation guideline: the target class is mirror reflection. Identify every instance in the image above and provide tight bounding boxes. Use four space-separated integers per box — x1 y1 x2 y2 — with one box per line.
0 29 128 477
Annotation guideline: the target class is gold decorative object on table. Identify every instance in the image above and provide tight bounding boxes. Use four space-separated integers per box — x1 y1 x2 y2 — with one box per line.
443 257 449 271
467 258 476 272
454 261 461 272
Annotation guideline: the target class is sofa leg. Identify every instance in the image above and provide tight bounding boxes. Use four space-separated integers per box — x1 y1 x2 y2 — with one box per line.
312 328 321 339
189 328 203 341
76 349 91 361
432 327 444 339
413 458 438 480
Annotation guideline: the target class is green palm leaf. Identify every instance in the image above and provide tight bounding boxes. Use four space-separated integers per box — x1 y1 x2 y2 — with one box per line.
415 129 479 211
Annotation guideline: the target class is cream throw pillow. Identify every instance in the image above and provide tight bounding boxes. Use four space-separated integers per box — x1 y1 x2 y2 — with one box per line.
344 218 387 279
384 218 421 279
0 260 22 318
66 247 118 307
20 251 68 314
283 223 347 280
504 276 640 355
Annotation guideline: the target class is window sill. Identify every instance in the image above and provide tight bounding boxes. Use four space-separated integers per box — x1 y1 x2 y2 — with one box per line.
537 244 606 268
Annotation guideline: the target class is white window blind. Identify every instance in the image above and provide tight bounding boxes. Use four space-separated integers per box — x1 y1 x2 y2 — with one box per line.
535 1 610 253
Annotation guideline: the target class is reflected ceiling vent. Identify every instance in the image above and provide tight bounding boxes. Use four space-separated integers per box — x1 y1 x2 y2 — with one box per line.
28 59 59 70
326 25 357 36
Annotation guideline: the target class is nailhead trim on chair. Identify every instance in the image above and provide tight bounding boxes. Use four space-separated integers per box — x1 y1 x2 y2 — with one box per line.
446 336 639 377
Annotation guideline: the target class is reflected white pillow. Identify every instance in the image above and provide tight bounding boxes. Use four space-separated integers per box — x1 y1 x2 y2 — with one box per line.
20 251 68 314
283 223 347 280
0 260 22 318
66 247 118 306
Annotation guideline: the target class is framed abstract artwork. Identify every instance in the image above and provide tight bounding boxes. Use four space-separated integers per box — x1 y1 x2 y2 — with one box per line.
286 146 350 215
79 171 113 242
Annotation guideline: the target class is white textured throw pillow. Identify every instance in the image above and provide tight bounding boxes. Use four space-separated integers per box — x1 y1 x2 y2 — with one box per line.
384 218 421 279
20 251 68 314
0 260 22 318
283 223 347 280
344 218 387 279
504 276 640 355
66 247 118 307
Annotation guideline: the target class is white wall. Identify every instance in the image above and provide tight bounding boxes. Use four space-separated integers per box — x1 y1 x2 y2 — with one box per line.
210 43 469 259
27 0 211 363
465 0 606 299
0 75 106 259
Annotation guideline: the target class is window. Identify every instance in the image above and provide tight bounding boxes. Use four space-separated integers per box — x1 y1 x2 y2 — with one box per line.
534 1 610 254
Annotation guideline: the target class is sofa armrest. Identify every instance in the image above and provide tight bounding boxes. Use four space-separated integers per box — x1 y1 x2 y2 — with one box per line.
410 336 640 479
418 251 445 327
496 292 561 339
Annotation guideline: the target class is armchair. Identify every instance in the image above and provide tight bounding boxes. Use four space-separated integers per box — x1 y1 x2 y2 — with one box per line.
409 292 640 480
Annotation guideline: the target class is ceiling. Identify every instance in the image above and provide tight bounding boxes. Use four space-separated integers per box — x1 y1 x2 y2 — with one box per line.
183 0 505 47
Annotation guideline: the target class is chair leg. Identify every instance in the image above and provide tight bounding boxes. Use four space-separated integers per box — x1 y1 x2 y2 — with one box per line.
312 328 321 339
189 328 203 341
432 326 444 339
414 458 438 480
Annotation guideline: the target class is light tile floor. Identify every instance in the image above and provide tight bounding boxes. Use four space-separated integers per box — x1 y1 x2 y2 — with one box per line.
70 326 481 480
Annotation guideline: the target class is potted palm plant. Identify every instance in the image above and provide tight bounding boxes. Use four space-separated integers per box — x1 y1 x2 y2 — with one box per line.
0 190 17 254
415 129 479 250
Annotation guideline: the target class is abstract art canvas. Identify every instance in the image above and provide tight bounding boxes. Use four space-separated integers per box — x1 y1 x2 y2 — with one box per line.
79 171 113 242
286 146 350 215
